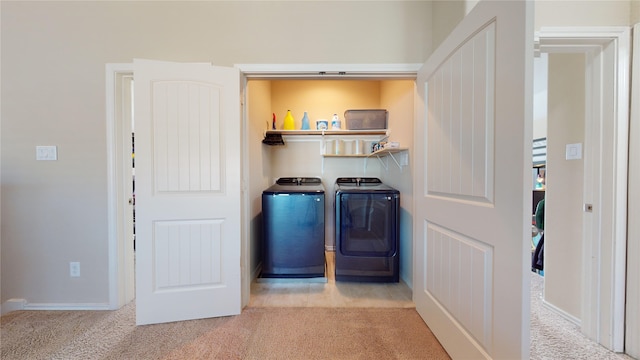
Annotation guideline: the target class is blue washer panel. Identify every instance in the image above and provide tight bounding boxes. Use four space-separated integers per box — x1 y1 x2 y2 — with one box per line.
261 178 325 278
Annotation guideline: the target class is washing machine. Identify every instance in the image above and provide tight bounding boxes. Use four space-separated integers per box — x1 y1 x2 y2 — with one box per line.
334 177 399 282
261 177 325 278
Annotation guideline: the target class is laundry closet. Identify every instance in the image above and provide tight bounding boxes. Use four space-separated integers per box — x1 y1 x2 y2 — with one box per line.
243 76 415 284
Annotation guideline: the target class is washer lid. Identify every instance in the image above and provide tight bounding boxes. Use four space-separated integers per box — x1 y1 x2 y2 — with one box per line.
335 177 382 186
334 177 398 193
276 177 322 186
264 177 325 194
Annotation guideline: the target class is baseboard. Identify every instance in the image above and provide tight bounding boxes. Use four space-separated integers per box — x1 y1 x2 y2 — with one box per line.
251 263 262 281
1 298 27 315
24 303 112 311
1 299 111 315
542 298 581 326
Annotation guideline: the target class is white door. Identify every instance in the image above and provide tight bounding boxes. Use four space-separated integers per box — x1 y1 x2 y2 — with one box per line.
413 1 532 358
134 59 241 325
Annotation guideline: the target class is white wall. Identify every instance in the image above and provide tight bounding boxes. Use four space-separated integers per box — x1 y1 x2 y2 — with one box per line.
0 1 432 307
533 54 549 140
545 53 586 320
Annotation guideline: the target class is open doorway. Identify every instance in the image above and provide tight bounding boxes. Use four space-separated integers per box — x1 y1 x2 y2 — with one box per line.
530 51 592 358
530 28 630 355
106 67 136 308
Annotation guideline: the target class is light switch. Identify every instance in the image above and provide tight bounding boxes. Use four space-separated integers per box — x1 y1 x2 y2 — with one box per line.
36 146 57 161
565 143 582 160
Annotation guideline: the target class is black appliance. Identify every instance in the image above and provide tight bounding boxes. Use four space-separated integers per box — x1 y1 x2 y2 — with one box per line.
334 177 399 282
261 177 325 278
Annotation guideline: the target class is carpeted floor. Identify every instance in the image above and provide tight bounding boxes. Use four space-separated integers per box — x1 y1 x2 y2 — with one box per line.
529 272 633 360
0 303 450 360
2 273 635 359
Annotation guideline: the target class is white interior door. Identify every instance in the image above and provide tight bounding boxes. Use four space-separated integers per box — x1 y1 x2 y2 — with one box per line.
134 59 241 325
413 1 532 358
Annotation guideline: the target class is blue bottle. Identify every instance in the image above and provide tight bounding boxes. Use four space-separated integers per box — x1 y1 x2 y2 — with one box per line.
301 111 310 130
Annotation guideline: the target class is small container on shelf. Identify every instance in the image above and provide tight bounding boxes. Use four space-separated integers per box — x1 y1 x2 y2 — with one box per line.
344 109 388 130
371 141 387 153
316 119 328 130
331 114 341 130
283 110 295 130
301 111 310 130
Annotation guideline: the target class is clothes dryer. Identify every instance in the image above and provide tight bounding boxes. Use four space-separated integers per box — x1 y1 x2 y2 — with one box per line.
334 177 399 282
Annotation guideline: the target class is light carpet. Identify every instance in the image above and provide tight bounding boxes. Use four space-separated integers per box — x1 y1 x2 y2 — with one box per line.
529 272 633 360
3 273 635 359
1 304 449 360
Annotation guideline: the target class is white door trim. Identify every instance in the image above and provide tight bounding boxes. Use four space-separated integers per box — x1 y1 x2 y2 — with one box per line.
105 63 135 309
625 23 640 359
536 26 630 352
235 63 422 79
234 63 420 308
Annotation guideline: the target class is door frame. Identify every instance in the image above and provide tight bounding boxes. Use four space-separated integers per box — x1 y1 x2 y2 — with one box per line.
106 63 422 310
535 26 630 352
626 22 640 359
235 63 422 307
106 63 135 309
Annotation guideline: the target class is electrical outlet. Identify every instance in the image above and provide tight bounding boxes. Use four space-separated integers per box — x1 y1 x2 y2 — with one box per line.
69 262 80 277
36 146 58 161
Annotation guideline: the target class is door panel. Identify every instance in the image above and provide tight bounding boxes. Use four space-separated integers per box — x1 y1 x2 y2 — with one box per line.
134 59 241 325
414 1 532 358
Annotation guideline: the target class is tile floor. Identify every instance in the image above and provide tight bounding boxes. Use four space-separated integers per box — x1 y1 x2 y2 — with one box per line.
249 252 414 308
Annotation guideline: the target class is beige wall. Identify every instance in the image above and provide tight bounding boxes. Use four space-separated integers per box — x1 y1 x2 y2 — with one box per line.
535 0 632 29
430 1 470 51
246 80 273 279
379 80 414 287
0 1 432 307
544 53 586 320
430 0 633 50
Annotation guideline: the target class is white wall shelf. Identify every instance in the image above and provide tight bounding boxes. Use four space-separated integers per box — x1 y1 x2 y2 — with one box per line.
263 129 406 173
322 147 407 158
265 129 388 136
323 147 409 173
367 148 408 171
